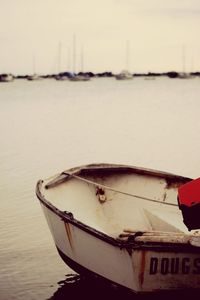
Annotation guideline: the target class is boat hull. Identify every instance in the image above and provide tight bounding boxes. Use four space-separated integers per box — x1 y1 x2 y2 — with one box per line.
39 199 200 293
36 163 200 293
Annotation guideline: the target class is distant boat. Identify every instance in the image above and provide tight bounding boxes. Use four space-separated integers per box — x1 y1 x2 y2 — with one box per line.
54 42 69 81
0 73 14 82
27 74 42 81
115 70 133 80
27 54 42 81
116 41 133 80
55 74 68 81
177 72 193 79
69 73 90 81
178 46 193 79
69 37 90 82
35 163 200 294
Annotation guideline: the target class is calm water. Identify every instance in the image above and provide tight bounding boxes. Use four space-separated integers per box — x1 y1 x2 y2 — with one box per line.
1 77 200 300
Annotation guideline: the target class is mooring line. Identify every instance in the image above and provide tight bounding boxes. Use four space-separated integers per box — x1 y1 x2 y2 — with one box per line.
64 172 178 207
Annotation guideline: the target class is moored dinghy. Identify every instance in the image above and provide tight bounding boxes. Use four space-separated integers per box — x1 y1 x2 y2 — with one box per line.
36 163 200 293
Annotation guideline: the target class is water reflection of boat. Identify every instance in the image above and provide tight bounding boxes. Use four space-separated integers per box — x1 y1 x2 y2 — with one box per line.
49 273 200 300
144 76 156 80
48 273 133 300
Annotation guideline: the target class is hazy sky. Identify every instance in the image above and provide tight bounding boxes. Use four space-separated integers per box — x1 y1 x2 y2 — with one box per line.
0 0 200 74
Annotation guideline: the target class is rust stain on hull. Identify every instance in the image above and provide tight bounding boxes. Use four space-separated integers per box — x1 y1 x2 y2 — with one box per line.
165 179 185 189
64 222 74 251
139 251 146 287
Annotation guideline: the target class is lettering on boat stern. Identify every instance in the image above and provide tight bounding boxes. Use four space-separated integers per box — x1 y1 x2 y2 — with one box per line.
149 257 200 275
64 222 74 251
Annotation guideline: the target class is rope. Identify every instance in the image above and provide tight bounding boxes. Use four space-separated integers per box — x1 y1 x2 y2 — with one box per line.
63 172 178 207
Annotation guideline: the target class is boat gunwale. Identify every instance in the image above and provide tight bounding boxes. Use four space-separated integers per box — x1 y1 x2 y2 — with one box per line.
36 163 198 253
44 163 191 189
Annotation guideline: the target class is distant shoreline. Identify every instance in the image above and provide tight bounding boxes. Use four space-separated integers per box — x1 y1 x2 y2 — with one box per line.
1 70 200 81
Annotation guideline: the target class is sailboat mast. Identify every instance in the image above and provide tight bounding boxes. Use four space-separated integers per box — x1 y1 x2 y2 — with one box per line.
67 46 71 72
73 34 76 74
126 40 130 71
81 45 84 72
32 54 36 74
58 42 62 73
182 45 186 73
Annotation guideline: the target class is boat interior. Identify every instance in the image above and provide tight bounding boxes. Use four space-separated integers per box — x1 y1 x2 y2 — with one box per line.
41 167 191 241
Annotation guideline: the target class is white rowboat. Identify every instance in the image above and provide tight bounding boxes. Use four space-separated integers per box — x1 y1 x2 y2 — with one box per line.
36 163 200 293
